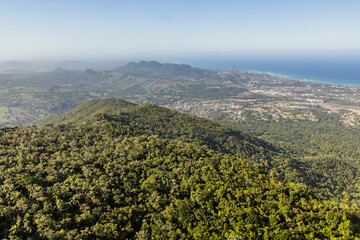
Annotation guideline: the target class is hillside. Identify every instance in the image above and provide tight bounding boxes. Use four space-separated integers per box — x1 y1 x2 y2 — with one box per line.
46 98 276 157
45 98 136 124
41 99 360 202
1 110 360 239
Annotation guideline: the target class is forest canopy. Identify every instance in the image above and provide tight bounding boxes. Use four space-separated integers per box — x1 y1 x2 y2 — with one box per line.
1 99 360 239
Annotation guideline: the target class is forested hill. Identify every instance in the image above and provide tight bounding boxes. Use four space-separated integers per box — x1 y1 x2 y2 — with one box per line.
40 98 360 202
39 98 136 125
1 105 360 238
45 98 276 158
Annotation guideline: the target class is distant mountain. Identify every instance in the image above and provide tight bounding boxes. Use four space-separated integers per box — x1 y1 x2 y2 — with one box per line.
113 61 217 79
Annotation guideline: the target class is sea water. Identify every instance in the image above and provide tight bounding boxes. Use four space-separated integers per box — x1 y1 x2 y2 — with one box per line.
176 55 360 88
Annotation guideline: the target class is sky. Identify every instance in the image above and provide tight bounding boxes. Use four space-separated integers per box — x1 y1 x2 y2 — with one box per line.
0 0 360 61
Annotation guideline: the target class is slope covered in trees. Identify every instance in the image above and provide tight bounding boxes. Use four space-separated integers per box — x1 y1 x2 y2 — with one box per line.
1 113 360 239
37 98 136 125
42 99 360 202
46 98 276 157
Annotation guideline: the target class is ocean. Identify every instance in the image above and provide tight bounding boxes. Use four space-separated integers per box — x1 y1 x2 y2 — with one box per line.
177 55 360 88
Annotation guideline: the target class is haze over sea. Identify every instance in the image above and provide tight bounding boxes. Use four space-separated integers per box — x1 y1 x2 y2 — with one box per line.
176 54 360 88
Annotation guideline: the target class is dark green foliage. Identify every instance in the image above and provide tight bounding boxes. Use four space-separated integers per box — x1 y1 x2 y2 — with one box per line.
1 120 360 239
46 98 136 125
47 99 277 158
45 99 360 202
239 120 360 163
235 119 360 202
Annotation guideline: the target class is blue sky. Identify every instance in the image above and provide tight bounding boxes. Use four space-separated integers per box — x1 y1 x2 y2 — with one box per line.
0 0 359 60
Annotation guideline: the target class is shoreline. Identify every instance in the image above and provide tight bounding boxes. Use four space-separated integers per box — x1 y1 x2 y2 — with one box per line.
181 57 360 89
246 69 360 89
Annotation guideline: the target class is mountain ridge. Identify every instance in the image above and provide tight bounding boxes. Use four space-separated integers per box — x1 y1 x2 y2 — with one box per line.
113 60 217 79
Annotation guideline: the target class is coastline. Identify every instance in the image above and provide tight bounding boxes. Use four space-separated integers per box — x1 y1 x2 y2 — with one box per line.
246 69 360 89
179 57 360 89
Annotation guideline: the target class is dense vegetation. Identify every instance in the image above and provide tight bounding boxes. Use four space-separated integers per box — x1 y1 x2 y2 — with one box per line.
233 119 360 202
46 99 276 158
235 119 360 167
1 111 360 239
40 99 360 203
